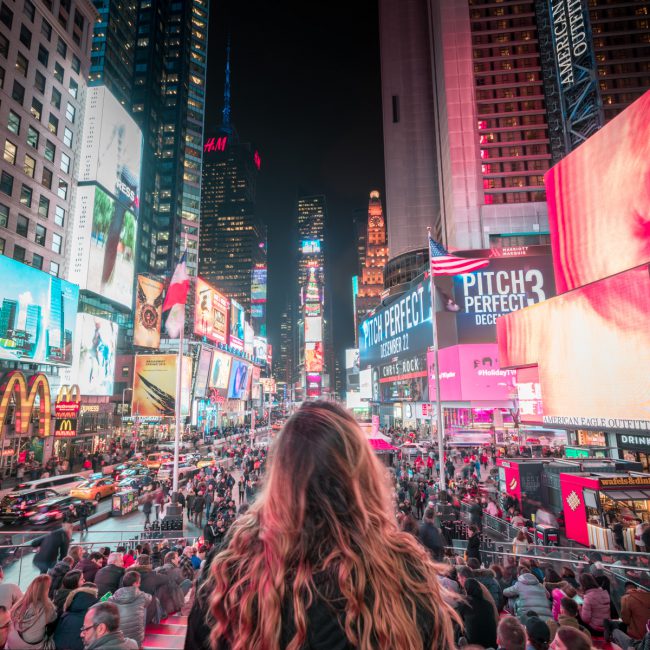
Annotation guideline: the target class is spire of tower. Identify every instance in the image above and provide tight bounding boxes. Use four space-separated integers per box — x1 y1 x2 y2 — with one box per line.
221 34 232 133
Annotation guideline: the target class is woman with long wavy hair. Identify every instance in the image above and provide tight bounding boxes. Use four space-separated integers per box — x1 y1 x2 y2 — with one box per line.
186 400 459 650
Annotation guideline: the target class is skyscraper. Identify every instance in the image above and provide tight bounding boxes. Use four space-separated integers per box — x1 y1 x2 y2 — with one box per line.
199 43 265 316
354 191 389 342
296 195 326 290
276 298 294 387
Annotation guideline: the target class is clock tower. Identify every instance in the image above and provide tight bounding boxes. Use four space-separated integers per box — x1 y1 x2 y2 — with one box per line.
355 191 389 344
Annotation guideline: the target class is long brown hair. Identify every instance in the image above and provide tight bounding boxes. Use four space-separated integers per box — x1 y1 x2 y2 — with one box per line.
209 401 459 649
11 574 52 621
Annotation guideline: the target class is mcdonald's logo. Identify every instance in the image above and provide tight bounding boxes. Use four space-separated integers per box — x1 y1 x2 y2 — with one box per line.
0 371 51 437
58 419 73 431
57 385 80 404
54 416 77 438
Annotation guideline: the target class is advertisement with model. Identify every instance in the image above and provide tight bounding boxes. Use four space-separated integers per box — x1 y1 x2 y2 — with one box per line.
208 350 232 395
134 275 164 348
228 359 250 400
194 278 229 345
0 256 78 365
132 354 191 417
229 300 245 350
71 314 118 396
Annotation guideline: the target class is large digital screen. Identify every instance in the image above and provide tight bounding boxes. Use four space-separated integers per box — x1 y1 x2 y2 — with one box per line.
251 265 267 304
305 341 323 372
194 346 212 398
228 359 250 399
132 354 191 417
229 300 245 350
498 263 650 430
244 322 254 358
301 240 321 254
134 275 164 348
306 373 322 397
452 248 555 344
345 349 360 370
378 353 428 403
546 90 650 293
359 277 432 368
304 316 323 343
0 256 78 365
209 350 232 392
253 336 267 362
194 278 229 345
359 368 372 399
73 314 118 396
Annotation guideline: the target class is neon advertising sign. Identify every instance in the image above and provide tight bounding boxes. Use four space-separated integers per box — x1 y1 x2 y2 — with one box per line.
204 136 227 153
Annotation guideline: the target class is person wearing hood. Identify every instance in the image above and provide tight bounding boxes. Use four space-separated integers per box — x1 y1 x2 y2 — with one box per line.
47 557 73 598
79 602 137 650
53 582 99 650
94 553 125 599
6 575 56 650
619 582 650 640
458 577 498 648
503 569 553 622
108 571 151 648
469 560 505 612
54 571 85 617
579 573 610 635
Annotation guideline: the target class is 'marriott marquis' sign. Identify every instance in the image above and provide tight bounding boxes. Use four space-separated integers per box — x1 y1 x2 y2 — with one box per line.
359 278 432 368
550 0 589 88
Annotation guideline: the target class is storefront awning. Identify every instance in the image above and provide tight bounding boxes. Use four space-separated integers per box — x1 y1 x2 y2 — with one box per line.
602 490 650 501
368 438 397 452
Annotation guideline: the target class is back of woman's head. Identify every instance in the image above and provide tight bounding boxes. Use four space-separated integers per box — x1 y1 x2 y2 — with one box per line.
11 575 50 619
209 401 458 650
62 570 82 590
544 568 561 583
579 573 598 591
464 578 483 600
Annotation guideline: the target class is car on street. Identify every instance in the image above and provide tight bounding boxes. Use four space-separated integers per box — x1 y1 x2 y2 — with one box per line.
145 452 172 470
0 488 58 525
115 466 150 481
196 454 218 469
28 496 97 526
118 476 153 492
70 478 117 501
398 442 427 457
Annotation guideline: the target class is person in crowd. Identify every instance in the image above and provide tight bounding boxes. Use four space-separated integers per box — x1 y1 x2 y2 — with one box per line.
68 546 84 567
54 570 85 616
53 580 99 650
6 575 56 650
108 571 152 648
560 567 579 591
187 400 460 650
543 568 577 621
192 492 205 527
77 501 90 535
0 604 10 649
178 547 196 584
526 616 551 650
603 581 650 642
579 572 610 635
0 567 22 612
79 602 138 650
94 552 125 599
611 619 650 650
419 507 445 561
155 552 185 614
122 549 136 570
47 557 73 598
513 529 530 557
142 496 153 526
31 524 73 574
465 524 482 565
511 511 526 528
75 552 104 584
503 568 553 622
127 554 168 624
496 615 527 650
547 597 591 642
469 558 505 612
458 577 498 648
549 627 592 650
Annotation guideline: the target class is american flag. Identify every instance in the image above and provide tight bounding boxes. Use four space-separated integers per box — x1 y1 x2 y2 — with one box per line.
429 236 489 276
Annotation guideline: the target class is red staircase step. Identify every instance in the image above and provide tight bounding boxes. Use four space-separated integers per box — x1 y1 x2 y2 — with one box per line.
160 615 188 625
143 633 186 650
145 623 187 636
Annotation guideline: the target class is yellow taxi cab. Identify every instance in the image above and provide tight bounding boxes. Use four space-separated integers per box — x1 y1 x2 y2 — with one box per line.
145 452 172 470
196 454 217 469
70 478 117 501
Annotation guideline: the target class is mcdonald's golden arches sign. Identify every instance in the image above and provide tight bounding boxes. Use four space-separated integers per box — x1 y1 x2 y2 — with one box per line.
54 384 81 438
0 371 51 437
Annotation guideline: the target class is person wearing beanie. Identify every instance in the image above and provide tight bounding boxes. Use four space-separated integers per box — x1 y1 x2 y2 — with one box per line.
526 616 551 650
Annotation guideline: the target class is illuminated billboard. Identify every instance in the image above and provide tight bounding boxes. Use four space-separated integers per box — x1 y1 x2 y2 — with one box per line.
228 359 250 399
229 300 245 350
132 354 191 417
304 316 323 343
306 373 322 397
208 350 232 392
194 278 229 345
244 322 254 358
72 314 118 396
253 336 267 362
301 240 321 254
194 346 212 398
305 342 323 372
251 265 267 304
0 256 78 365
345 349 359 370
134 275 164 348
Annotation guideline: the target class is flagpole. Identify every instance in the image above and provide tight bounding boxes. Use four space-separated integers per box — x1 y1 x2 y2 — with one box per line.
172 305 184 496
427 227 446 492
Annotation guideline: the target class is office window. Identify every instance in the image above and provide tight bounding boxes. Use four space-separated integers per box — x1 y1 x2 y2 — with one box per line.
12 81 25 105
53 62 63 83
51 231 62 253
7 111 20 135
15 52 28 76
65 102 75 123
0 3 14 29
13 245 25 263
3 140 16 165
31 252 43 270
16 214 28 236
51 88 61 109
35 223 45 245
54 205 65 226
26 126 38 149
49 260 59 276
37 44 49 66
23 0 35 22
57 178 67 200
60 152 70 174
48 113 58 135
41 18 51 40
0 32 7 58
63 127 73 147
0 171 13 196
0 65 4 88
19 25 31 48
72 55 80 74
0 203 8 227
44 140 55 162
23 154 35 178
41 166 52 189
0 238 4 254
38 194 49 218
20 184 32 207
30 97 42 121
69 78 78 99
34 70 45 93
56 37 66 58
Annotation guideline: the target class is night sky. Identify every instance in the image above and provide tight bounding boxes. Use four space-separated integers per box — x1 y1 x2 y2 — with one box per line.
205 0 386 371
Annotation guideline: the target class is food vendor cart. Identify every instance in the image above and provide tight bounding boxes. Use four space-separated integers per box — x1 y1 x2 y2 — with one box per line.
496 458 551 517
111 489 139 516
560 472 650 549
